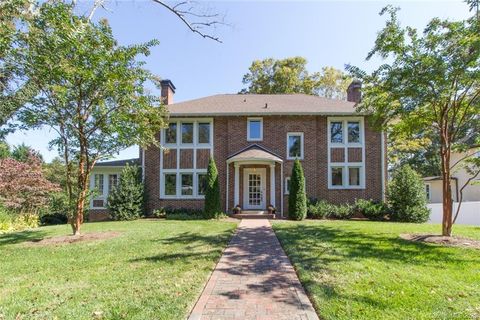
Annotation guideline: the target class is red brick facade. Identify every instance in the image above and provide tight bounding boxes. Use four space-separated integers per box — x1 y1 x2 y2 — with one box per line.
141 115 386 216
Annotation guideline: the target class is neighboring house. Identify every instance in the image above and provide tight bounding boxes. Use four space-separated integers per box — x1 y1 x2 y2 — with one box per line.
90 80 387 220
423 149 480 203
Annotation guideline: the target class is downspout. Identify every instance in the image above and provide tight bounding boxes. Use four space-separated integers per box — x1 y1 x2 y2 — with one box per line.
226 163 229 213
141 148 145 182
280 162 284 217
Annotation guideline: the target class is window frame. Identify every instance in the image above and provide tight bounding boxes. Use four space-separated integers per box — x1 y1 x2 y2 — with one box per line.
247 117 263 141
286 132 304 160
284 177 291 195
327 117 365 189
425 183 431 201
162 119 214 148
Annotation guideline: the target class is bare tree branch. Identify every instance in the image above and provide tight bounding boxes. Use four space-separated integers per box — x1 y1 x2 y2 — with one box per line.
151 0 226 43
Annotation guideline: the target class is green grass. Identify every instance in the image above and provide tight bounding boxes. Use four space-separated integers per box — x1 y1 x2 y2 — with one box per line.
0 219 237 320
273 220 480 320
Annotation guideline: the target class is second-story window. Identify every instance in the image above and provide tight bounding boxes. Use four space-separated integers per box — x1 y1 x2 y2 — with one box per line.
181 123 194 144
287 132 304 159
166 123 177 144
247 118 263 141
198 122 211 144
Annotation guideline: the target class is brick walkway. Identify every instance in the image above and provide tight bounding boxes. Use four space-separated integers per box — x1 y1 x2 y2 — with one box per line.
188 219 319 320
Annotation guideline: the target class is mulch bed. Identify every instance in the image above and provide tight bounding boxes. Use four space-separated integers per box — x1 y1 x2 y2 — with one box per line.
400 233 480 249
27 231 121 246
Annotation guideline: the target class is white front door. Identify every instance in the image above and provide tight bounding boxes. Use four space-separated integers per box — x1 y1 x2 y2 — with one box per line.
243 168 266 210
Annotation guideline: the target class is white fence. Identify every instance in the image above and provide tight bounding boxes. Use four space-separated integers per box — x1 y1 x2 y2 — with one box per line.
428 202 480 226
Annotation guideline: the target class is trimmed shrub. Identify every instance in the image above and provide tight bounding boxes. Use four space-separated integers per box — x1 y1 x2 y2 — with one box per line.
288 159 307 220
307 200 333 219
204 157 222 219
355 199 389 221
329 204 355 219
107 164 144 221
388 165 430 223
165 208 205 220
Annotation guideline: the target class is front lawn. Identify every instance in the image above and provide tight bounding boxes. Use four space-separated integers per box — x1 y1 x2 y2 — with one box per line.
273 220 480 320
0 219 237 319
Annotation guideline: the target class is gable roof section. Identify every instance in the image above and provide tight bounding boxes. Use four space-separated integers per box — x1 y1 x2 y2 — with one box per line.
227 144 283 163
167 94 359 116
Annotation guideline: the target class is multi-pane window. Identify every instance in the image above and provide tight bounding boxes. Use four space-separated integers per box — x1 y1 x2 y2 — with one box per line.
348 167 360 186
108 174 119 194
181 123 194 144
328 117 365 189
247 118 263 141
285 177 291 194
330 122 343 143
181 173 193 196
197 173 207 196
348 122 360 143
425 184 431 201
94 174 104 194
166 123 177 144
198 123 211 144
164 174 177 196
331 167 343 186
287 133 304 159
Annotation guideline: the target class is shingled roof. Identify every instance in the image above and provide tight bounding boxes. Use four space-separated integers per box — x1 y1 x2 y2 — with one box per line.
167 94 360 116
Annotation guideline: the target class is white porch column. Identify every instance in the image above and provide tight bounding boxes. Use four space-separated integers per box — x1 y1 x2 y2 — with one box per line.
234 164 240 206
270 163 276 208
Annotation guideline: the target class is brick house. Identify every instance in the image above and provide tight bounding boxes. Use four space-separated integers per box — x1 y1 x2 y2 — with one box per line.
89 80 387 220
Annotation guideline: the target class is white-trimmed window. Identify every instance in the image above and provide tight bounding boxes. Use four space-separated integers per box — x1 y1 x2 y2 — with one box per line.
165 123 177 144
164 173 177 196
162 171 208 198
162 120 213 147
247 118 263 141
425 183 431 201
287 132 304 160
94 174 104 195
108 174 118 192
197 173 207 196
285 177 291 194
328 117 365 189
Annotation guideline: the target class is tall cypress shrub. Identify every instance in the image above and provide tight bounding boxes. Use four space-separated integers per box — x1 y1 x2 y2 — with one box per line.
107 164 144 220
388 165 430 223
288 159 307 220
204 157 222 218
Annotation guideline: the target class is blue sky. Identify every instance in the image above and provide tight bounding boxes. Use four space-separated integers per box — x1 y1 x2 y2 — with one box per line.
6 0 471 162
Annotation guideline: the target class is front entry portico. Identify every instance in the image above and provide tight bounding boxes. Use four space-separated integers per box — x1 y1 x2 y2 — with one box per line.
226 145 284 215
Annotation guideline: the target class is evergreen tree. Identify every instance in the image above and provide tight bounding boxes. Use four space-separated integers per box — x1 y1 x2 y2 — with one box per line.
388 165 430 223
107 164 144 221
288 159 307 220
204 157 221 218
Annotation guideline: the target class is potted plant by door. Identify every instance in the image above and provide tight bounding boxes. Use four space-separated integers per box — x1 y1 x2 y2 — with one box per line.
267 205 276 217
232 205 242 215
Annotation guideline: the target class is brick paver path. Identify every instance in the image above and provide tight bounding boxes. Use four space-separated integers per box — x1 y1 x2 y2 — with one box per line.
188 219 319 320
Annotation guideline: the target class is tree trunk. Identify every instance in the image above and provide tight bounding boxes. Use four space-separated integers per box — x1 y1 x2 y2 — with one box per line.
440 129 453 237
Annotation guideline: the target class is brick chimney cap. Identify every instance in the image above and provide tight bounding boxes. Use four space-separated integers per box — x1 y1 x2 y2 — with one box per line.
160 79 176 93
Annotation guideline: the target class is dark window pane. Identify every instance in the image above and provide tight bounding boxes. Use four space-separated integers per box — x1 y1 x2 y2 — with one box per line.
331 167 343 186
248 120 262 140
330 122 343 143
348 122 360 143
288 135 302 158
286 178 291 194
165 174 176 195
181 174 193 196
198 173 207 196
95 174 104 194
349 167 360 186
108 174 118 193
198 123 210 144
166 123 177 144
181 123 193 144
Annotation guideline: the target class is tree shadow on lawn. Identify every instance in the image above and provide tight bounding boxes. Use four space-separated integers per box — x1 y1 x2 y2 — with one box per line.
129 230 235 264
0 229 48 247
275 224 480 269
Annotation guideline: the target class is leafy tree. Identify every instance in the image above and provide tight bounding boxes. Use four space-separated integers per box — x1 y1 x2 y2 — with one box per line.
348 5 480 236
0 140 10 159
107 164 144 221
16 2 166 235
388 165 430 223
204 157 222 218
0 154 59 213
241 57 351 98
288 159 307 220
11 143 42 162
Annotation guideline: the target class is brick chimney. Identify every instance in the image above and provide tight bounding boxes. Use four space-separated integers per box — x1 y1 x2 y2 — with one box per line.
347 80 362 103
160 79 176 105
